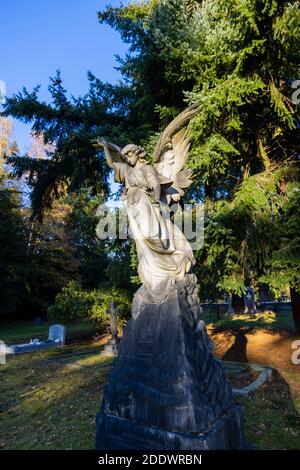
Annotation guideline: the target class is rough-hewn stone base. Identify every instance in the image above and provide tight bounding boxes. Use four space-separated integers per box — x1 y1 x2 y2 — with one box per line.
96 404 247 450
96 281 249 450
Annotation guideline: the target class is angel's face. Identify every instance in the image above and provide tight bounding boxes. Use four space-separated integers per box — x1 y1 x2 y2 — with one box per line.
122 146 146 166
122 150 138 166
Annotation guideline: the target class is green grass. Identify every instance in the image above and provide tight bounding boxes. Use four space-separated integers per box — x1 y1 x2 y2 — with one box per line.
203 310 295 333
240 370 300 449
0 321 97 345
1 317 299 449
1 343 300 449
0 343 113 450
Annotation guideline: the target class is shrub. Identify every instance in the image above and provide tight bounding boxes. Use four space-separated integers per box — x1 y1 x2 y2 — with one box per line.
47 281 132 330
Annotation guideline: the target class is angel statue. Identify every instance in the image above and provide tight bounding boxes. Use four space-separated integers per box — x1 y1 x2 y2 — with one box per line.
96 103 248 452
97 104 200 317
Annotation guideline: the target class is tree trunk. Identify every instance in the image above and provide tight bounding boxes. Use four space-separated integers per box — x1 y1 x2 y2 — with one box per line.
290 288 300 335
232 294 244 314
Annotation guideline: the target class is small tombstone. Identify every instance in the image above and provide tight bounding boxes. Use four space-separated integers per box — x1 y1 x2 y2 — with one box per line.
4 326 66 355
48 324 66 345
227 296 234 315
244 288 257 315
0 340 6 365
109 302 118 342
101 302 119 356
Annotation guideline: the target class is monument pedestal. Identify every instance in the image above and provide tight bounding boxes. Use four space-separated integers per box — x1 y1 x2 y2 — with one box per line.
96 282 248 450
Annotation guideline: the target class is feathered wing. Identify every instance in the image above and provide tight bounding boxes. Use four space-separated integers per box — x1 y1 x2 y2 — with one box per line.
153 104 199 203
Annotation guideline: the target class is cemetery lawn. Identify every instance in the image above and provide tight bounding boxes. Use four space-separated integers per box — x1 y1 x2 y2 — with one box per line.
238 370 300 449
210 312 300 449
1 314 300 450
0 340 113 450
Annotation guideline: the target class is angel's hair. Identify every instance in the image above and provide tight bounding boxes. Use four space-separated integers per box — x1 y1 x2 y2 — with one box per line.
121 144 147 162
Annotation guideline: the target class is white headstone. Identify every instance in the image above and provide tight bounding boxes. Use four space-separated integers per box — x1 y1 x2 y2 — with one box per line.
0 340 6 364
48 324 66 345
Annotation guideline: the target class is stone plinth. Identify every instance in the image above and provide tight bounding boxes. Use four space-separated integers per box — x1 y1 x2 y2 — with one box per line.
96 285 248 450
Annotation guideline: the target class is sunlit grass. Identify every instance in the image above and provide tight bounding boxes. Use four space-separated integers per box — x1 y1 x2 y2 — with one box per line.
205 310 295 332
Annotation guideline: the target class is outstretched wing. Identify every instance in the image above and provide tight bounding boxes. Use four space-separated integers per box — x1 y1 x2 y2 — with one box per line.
153 104 199 203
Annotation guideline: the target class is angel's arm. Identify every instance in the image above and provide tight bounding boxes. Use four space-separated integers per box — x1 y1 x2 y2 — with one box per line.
103 142 115 170
97 139 120 170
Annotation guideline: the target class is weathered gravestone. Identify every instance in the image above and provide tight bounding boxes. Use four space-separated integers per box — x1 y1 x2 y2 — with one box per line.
101 302 119 356
227 296 234 315
244 288 257 315
48 324 66 345
0 340 6 365
5 324 66 354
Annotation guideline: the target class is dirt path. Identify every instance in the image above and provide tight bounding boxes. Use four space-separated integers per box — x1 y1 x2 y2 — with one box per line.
209 328 300 412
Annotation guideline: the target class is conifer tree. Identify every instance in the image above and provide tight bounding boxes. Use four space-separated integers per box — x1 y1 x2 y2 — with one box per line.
2 0 300 328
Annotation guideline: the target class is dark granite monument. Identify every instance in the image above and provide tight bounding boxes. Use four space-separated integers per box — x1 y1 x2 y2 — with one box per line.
96 277 248 450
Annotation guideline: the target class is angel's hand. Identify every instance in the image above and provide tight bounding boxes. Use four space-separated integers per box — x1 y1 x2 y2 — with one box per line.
95 138 117 170
92 138 108 150
96 138 107 148
93 139 122 169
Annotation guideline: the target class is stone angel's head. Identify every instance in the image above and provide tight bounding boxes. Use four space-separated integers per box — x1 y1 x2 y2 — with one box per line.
121 144 147 167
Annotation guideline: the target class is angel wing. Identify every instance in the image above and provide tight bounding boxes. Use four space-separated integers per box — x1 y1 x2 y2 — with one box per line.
153 104 199 204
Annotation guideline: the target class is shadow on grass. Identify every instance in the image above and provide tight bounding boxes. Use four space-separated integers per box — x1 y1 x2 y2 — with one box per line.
222 330 248 363
241 369 300 449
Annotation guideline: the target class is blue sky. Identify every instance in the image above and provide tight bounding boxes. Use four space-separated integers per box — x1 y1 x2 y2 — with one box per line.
1 0 129 152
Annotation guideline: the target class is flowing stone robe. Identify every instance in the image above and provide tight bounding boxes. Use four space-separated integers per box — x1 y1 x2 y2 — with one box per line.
114 161 195 304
